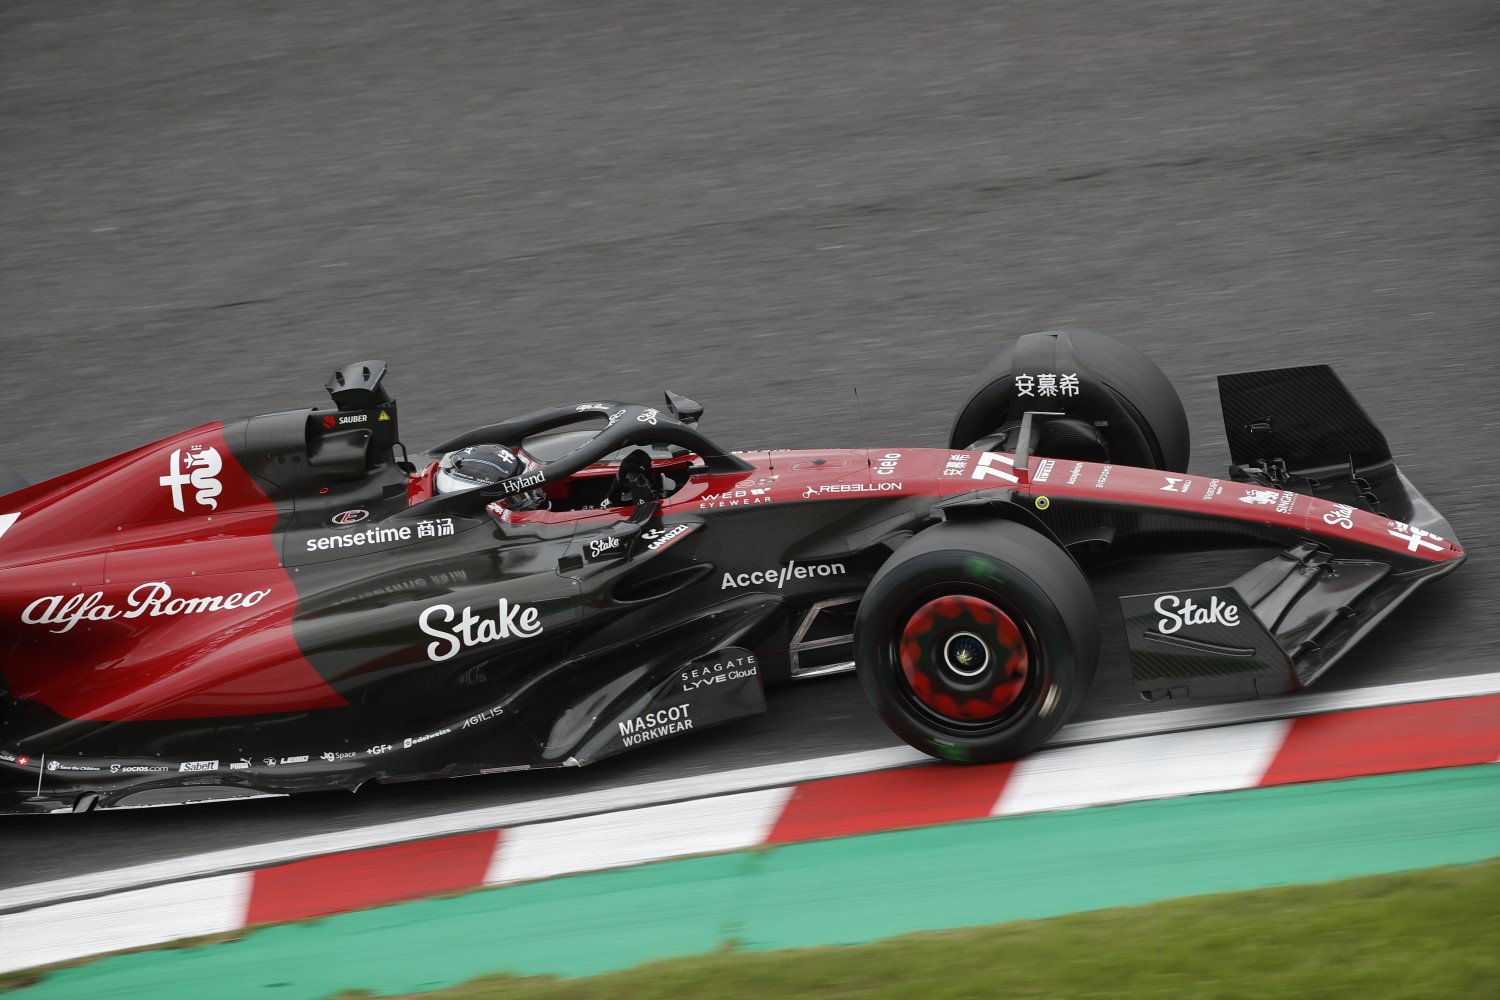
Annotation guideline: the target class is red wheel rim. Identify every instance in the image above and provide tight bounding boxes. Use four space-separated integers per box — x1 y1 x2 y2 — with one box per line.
898 594 1030 722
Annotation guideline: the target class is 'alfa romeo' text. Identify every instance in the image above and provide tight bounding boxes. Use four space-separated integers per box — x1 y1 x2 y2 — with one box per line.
22 583 271 635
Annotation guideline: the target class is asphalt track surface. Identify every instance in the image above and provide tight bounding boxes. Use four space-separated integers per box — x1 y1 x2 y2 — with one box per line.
0 1 1496 887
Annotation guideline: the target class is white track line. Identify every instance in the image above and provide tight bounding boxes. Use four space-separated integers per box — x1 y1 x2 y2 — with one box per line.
487 786 796 885
0 873 252 971
995 720 1292 815
2 670 1497 914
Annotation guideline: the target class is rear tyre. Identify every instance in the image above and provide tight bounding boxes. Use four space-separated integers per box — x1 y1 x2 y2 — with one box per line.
0 463 26 497
949 328 1191 472
855 521 1098 764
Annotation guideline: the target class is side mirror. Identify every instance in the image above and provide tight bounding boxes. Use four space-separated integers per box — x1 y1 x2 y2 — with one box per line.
664 390 703 426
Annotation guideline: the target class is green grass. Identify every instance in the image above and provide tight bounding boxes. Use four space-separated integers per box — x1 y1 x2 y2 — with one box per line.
361 858 1500 1000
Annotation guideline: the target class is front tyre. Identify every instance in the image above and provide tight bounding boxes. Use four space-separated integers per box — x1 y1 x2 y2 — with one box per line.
949 328 1191 472
855 521 1098 763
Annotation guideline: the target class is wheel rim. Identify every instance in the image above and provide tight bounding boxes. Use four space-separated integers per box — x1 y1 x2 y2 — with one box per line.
898 594 1030 722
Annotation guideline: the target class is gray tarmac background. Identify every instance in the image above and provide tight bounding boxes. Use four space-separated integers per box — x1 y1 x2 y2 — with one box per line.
0 1 1496 884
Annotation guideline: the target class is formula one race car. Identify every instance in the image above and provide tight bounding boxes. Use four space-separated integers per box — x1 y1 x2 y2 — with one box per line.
0 330 1465 813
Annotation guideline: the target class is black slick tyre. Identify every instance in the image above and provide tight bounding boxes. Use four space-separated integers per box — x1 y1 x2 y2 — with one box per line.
949 328 1191 472
855 521 1098 763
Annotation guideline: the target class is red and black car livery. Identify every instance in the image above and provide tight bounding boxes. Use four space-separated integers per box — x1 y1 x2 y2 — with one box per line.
0 331 1465 813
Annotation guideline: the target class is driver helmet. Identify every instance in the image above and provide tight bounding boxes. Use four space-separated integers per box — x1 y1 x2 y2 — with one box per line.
434 444 547 510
